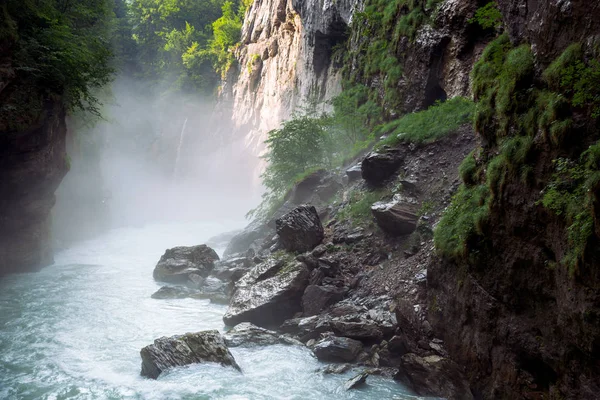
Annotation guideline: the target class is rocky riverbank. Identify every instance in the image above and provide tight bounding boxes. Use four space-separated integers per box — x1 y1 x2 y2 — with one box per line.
147 126 477 398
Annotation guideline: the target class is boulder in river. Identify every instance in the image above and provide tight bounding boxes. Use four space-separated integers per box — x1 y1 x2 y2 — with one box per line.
140 330 240 379
345 372 369 390
151 285 196 299
371 198 418 236
361 147 404 185
276 205 324 252
153 245 219 284
224 322 302 347
312 336 363 362
223 255 310 327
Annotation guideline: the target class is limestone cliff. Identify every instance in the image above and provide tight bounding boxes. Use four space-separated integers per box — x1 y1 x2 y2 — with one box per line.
221 0 358 159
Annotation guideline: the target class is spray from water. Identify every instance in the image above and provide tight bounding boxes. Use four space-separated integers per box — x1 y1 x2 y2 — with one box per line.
173 117 188 180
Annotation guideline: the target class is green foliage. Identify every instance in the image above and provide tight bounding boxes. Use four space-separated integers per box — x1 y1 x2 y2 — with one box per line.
434 184 490 260
377 97 475 147
469 2 502 30
543 44 600 118
540 143 600 273
130 0 246 93
3 0 115 116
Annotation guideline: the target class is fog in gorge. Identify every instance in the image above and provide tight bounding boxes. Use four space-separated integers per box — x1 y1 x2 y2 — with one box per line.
52 75 261 247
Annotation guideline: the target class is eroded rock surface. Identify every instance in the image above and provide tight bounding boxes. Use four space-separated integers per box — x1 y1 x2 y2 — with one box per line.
153 245 219 284
140 330 240 379
276 205 324 252
223 255 310 327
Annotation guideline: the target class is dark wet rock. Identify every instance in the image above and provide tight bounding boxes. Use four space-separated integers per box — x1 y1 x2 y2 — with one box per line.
394 353 473 400
151 286 196 299
291 169 343 205
140 330 240 379
276 205 324 252
345 372 369 390
311 244 327 258
346 164 363 182
332 320 384 341
321 363 353 374
224 322 302 347
302 285 346 316
223 256 310 327
202 277 226 293
313 336 363 362
212 257 252 283
223 219 272 258
371 199 418 236
153 245 219 284
361 147 404 185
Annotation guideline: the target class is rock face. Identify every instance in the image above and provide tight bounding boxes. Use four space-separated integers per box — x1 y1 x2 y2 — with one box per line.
312 336 363 362
394 354 473 400
302 285 346 316
276 205 324 252
140 330 240 379
371 199 418 236
224 322 301 347
361 148 404 185
223 255 310 327
153 245 219 284
0 98 69 275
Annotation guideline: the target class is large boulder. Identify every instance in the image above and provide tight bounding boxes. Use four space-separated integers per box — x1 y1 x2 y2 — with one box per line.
302 285 346 316
394 353 474 400
276 205 324 252
223 256 310 327
361 147 404 185
371 198 418 236
224 323 302 347
332 320 384 341
140 330 240 379
312 336 363 362
153 245 219 284
151 286 196 299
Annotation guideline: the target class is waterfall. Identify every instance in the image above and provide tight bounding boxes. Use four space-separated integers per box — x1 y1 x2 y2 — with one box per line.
173 118 188 180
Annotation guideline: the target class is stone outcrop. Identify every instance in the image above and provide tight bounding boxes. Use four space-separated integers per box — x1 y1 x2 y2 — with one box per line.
224 322 302 347
140 330 240 379
276 205 324 252
394 354 473 400
371 198 418 236
361 147 404 186
223 255 310 327
312 336 363 362
153 245 219 284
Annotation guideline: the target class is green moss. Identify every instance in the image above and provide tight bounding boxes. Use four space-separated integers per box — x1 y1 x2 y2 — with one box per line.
377 97 475 147
540 144 600 274
434 184 491 260
337 188 391 226
459 150 479 186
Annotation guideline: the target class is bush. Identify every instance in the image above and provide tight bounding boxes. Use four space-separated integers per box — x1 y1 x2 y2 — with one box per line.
469 2 502 30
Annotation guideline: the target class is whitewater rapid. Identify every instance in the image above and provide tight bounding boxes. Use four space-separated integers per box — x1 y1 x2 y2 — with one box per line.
0 222 423 399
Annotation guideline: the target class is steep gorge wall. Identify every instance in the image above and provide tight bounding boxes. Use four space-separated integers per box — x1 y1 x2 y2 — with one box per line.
220 0 358 159
428 1 600 398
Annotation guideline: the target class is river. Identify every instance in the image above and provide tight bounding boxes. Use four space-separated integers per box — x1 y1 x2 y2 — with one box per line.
0 222 425 399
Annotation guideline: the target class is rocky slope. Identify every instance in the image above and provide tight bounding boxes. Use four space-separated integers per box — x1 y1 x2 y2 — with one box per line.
209 0 600 398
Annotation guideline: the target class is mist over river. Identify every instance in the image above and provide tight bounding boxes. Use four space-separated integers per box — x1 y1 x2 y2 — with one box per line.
0 222 422 400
